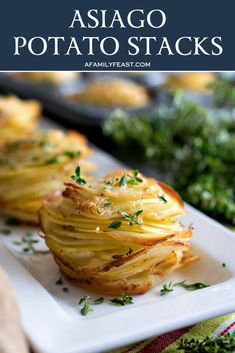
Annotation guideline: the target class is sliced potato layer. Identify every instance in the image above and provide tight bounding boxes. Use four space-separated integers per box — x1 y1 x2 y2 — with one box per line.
39 169 197 295
0 130 93 223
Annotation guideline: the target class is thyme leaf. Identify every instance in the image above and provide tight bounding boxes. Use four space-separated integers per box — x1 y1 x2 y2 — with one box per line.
160 282 174 296
55 277 63 285
93 297 104 305
109 295 134 306
12 231 48 255
0 228 11 235
158 195 168 203
119 170 143 188
160 280 209 296
119 172 128 187
178 333 235 352
79 296 104 316
121 209 143 225
107 221 122 229
175 281 209 291
103 202 112 207
71 166 86 185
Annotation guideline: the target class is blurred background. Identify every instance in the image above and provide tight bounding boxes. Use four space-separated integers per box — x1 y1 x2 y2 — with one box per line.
0 71 234 229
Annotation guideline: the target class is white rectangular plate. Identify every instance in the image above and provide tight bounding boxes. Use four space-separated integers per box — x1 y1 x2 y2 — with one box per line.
0 135 235 353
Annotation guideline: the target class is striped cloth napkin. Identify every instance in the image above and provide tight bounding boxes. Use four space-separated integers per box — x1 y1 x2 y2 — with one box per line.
110 313 235 353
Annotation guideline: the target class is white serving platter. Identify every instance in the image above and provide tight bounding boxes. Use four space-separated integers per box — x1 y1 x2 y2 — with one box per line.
0 123 235 353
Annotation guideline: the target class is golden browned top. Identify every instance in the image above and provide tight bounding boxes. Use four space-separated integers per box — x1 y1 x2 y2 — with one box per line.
0 129 91 170
0 95 40 128
164 72 215 91
13 72 78 83
71 79 151 108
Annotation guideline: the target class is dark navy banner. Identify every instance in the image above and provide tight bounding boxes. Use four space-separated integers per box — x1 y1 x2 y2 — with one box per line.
0 0 233 70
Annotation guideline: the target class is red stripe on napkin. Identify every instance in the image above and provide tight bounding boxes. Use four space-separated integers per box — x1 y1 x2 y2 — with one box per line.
137 326 193 353
220 321 235 336
123 341 147 353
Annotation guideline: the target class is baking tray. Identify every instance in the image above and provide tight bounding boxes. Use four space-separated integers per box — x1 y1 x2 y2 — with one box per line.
0 73 168 128
0 72 219 129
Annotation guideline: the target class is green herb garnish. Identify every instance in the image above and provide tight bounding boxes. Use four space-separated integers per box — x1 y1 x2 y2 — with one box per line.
109 295 134 306
158 195 167 203
71 166 86 185
13 231 48 255
46 150 81 165
46 156 59 164
0 228 11 235
55 278 70 292
13 241 22 246
104 184 113 190
79 296 93 316
102 202 112 207
160 280 209 296
119 172 128 187
79 296 104 316
129 170 143 185
93 297 104 305
121 209 143 226
55 277 63 285
160 282 174 296
63 150 81 159
178 333 235 352
222 262 226 268
119 170 143 188
107 221 122 229
175 280 209 291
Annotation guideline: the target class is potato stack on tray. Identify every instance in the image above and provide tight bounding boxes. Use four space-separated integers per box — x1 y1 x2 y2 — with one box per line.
39 169 197 295
0 93 196 297
0 96 93 223
0 95 41 146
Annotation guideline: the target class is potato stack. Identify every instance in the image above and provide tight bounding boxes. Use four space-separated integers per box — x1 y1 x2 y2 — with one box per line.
39 169 196 295
13 72 78 83
0 95 41 146
0 130 92 223
70 79 150 108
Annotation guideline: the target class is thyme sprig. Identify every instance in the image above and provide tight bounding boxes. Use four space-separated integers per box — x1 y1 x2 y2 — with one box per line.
77 294 134 315
107 221 122 229
55 277 63 285
121 209 143 225
178 333 235 352
160 280 209 296
158 195 168 203
13 231 49 255
160 282 174 296
175 280 209 291
0 228 11 235
103 202 112 207
119 170 143 187
71 166 86 185
109 295 134 306
46 150 81 165
79 296 104 316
